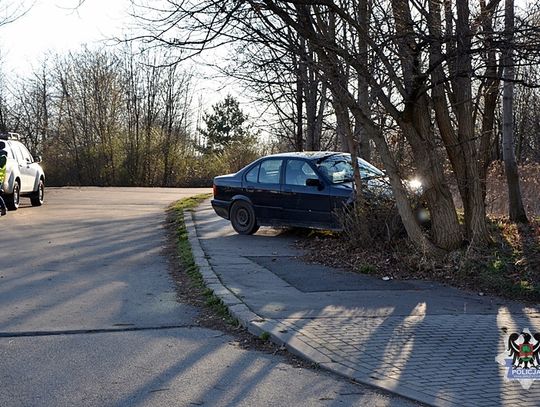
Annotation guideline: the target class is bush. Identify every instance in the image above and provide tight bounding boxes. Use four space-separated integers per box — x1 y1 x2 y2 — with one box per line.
336 197 405 247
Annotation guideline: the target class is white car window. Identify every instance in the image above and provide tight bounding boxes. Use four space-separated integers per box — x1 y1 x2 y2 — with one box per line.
18 143 34 163
10 142 24 164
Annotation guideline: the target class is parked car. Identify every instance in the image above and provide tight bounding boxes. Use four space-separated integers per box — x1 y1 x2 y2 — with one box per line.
0 133 45 210
211 151 415 235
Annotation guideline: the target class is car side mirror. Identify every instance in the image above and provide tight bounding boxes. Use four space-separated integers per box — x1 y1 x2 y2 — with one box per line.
306 178 323 189
34 156 42 163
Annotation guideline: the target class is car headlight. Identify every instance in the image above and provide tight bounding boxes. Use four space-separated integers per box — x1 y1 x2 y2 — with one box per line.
406 178 423 194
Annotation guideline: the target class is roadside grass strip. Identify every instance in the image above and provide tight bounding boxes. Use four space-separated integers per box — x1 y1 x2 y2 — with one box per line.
169 194 238 326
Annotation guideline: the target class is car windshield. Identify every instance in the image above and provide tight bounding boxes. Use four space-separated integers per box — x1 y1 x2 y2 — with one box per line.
316 154 385 184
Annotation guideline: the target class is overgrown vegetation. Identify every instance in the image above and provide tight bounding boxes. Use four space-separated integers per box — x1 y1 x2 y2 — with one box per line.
0 50 261 187
300 164 540 302
169 193 239 325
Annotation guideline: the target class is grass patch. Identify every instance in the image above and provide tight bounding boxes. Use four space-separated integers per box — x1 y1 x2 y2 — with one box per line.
358 264 376 274
468 218 540 301
259 331 271 341
170 193 239 325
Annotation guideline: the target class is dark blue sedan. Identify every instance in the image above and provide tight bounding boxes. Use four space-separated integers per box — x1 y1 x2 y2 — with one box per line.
211 151 393 235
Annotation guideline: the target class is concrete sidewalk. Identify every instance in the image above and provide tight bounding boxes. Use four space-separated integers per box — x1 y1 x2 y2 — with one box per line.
186 200 540 407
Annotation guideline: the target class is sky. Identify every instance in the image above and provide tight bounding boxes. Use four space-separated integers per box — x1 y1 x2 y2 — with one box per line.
0 0 131 75
0 0 246 113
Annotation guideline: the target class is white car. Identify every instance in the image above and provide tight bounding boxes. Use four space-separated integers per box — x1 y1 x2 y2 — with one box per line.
0 133 45 210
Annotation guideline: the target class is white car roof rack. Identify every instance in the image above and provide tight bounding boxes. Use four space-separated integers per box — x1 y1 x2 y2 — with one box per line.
0 132 20 140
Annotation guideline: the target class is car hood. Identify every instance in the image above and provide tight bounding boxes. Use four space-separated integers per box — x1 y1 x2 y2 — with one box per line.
333 176 392 197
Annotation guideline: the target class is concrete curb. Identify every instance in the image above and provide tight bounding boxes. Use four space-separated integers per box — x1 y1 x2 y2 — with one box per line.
183 209 334 362
184 208 439 406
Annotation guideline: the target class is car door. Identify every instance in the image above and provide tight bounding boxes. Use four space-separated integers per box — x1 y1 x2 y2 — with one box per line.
11 142 36 192
281 159 333 227
243 158 284 223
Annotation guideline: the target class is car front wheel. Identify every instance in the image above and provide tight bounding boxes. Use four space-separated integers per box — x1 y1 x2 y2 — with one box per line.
230 201 259 235
31 179 45 206
5 181 20 210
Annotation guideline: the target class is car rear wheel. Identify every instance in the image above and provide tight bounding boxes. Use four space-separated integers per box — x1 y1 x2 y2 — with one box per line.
5 181 20 210
31 179 45 206
230 201 259 235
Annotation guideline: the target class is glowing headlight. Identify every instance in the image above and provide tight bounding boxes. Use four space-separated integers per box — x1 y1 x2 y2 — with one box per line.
408 178 422 191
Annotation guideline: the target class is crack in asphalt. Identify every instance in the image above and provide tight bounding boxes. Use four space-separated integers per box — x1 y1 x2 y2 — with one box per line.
0 324 198 338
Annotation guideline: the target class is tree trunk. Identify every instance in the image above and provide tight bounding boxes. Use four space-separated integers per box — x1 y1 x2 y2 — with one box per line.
503 0 528 223
392 0 463 250
365 118 445 257
356 0 370 161
447 0 490 244
294 45 304 151
478 0 499 203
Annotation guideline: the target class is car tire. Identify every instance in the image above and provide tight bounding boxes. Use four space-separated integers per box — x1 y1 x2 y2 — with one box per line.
230 201 259 235
30 179 45 206
5 181 20 210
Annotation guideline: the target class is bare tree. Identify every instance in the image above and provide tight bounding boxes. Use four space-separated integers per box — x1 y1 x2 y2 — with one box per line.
0 1 32 27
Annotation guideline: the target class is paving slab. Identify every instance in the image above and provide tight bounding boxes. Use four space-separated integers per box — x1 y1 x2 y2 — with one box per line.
189 199 540 407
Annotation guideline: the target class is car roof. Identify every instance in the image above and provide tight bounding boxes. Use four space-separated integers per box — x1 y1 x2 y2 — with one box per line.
263 151 347 161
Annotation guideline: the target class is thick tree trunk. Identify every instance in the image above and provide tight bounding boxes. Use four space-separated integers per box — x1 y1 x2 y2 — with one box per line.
503 0 528 223
356 78 371 161
446 0 491 244
400 111 463 250
392 0 463 250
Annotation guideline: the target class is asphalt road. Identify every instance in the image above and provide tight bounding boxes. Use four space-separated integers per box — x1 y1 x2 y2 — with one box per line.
0 187 418 407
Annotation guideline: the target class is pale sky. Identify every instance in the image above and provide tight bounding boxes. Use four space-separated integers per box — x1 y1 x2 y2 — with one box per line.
0 0 245 113
0 0 131 74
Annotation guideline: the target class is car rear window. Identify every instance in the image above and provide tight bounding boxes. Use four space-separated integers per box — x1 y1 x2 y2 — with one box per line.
259 159 282 184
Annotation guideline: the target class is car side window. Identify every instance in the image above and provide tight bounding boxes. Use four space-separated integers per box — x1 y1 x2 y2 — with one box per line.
245 164 259 183
18 144 34 163
285 159 317 186
259 159 282 184
11 142 24 164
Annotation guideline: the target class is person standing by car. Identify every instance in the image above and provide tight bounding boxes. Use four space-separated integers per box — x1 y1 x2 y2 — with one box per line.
0 141 8 216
